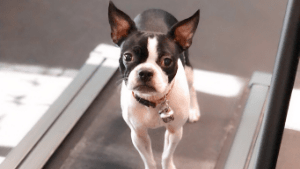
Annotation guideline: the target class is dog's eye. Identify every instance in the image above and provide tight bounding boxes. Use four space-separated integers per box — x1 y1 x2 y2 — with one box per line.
162 58 173 67
123 53 133 62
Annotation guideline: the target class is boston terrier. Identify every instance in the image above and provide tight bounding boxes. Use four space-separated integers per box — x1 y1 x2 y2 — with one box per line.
108 1 200 169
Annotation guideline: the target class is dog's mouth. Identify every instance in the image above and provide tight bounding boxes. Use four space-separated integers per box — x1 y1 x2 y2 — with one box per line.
133 85 156 93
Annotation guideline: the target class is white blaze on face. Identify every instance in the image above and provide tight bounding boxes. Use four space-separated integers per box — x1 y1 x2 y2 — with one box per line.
147 37 159 62
126 36 169 95
145 37 169 93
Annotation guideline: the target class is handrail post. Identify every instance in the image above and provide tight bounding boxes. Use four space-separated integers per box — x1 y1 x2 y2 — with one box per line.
255 0 300 168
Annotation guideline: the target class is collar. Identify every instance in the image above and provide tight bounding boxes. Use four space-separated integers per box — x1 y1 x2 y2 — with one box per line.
132 83 174 108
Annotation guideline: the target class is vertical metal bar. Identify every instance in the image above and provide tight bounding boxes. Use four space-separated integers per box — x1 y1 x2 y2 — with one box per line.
255 0 300 168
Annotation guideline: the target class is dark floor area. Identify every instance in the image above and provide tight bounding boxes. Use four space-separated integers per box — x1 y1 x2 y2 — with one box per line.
43 71 249 169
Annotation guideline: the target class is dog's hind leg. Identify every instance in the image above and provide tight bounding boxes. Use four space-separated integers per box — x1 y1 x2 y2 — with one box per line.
131 128 157 169
189 85 201 122
184 66 201 122
162 127 183 169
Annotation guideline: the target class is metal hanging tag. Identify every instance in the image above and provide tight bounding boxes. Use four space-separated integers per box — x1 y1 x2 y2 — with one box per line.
158 100 174 123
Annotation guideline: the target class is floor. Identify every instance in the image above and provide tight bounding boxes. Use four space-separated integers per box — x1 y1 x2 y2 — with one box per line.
0 0 289 77
43 70 249 169
1 0 300 168
0 63 77 164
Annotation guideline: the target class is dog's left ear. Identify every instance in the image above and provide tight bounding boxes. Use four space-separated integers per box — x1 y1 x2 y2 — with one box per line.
168 10 200 50
108 1 137 46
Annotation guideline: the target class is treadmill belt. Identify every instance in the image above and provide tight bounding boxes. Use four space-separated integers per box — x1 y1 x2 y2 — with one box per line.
44 71 249 169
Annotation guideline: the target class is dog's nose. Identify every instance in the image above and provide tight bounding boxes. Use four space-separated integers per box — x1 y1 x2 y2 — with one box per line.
138 70 154 82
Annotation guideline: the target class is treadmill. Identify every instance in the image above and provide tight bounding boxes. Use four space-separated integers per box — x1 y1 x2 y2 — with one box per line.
1 0 299 168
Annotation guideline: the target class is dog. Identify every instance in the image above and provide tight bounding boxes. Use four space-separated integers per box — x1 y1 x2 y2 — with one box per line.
108 1 200 169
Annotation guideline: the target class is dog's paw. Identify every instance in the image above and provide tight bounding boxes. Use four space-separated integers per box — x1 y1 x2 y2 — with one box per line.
188 108 200 123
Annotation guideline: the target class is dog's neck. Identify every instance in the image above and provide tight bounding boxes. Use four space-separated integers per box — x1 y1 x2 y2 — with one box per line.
132 81 175 108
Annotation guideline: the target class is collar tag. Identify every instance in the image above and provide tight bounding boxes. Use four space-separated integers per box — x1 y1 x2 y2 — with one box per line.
158 100 174 123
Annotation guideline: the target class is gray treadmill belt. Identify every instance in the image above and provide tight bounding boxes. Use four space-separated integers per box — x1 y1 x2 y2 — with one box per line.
43 71 249 169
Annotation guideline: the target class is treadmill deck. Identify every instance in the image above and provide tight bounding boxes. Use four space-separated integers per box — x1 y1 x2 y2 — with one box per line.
44 71 249 169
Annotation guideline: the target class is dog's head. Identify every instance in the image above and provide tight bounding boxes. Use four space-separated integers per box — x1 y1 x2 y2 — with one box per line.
108 2 199 96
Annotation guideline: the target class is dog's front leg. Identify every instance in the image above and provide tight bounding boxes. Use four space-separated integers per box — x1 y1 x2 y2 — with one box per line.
162 127 183 169
131 128 157 169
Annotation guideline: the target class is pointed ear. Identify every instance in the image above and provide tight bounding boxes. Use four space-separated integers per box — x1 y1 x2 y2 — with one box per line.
168 10 200 50
108 1 137 46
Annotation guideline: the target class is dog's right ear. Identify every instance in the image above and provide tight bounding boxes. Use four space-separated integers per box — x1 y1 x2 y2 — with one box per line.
108 1 137 46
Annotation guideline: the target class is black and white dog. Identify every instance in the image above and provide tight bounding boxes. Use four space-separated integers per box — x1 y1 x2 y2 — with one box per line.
108 2 200 169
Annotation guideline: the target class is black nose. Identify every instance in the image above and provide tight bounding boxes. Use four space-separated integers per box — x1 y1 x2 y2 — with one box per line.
138 70 154 82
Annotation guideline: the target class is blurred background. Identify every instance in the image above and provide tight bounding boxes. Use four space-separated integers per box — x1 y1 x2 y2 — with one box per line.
0 0 288 76
1 0 299 168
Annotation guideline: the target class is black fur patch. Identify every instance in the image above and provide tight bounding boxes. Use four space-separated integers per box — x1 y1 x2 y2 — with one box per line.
156 35 181 83
119 32 149 84
180 50 192 68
